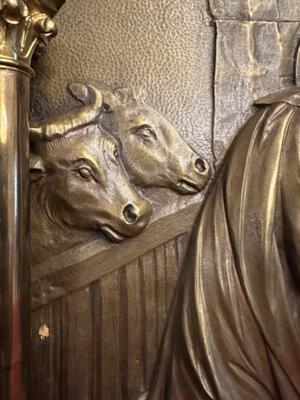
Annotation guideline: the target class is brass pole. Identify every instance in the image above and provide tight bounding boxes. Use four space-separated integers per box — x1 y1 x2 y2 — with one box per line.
0 67 31 400
0 1 65 398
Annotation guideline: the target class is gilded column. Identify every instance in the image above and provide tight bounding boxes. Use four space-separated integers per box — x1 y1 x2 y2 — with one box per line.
0 1 65 399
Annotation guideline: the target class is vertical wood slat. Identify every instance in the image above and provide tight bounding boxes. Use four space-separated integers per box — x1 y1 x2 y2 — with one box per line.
140 251 158 385
126 261 144 399
50 301 63 400
155 245 167 344
165 239 179 309
118 268 128 400
31 300 62 400
31 305 52 400
31 233 191 400
91 280 102 400
100 271 121 400
176 234 189 271
61 288 93 400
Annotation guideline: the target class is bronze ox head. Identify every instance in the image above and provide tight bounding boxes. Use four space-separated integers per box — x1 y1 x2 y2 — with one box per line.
69 84 211 195
30 84 152 242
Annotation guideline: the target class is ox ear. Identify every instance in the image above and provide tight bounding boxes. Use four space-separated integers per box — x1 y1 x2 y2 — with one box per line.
114 87 146 103
30 154 46 182
132 87 146 101
101 89 123 111
113 88 130 104
68 83 90 103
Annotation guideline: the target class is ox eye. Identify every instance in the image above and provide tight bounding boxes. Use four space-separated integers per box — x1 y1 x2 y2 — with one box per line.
136 125 157 141
113 147 119 158
77 167 93 181
103 103 112 113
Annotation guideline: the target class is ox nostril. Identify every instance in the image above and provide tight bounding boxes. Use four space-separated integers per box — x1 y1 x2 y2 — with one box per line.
123 204 138 224
194 158 208 174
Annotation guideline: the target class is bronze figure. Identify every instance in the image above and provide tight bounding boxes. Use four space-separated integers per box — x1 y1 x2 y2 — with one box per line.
29 84 153 265
147 89 300 399
0 0 299 398
29 83 211 265
30 128 152 264
70 84 211 194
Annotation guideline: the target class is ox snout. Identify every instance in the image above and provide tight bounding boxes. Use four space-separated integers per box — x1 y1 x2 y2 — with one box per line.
101 199 152 242
194 157 210 175
177 156 211 195
122 200 152 234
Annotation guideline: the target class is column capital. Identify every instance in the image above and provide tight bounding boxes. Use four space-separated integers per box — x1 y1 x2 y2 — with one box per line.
0 0 65 76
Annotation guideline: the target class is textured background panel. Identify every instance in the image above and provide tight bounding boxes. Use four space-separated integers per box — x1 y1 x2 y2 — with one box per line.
30 0 300 215
31 0 214 163
213 20 300 158
278 0 300 20
209 0 300 20
30 3 300 399
31 0 300 167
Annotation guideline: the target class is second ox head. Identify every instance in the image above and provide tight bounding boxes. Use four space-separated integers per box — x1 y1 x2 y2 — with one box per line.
30 84 152 241
69 84 211 195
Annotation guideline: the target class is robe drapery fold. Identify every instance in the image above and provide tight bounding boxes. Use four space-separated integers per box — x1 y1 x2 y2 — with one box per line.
148 90 300 400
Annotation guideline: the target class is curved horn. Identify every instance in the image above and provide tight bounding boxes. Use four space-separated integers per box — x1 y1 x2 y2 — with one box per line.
30 83 103 142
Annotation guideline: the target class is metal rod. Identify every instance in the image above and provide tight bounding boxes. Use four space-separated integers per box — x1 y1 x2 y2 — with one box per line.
0 1 65 398
0 68 31 400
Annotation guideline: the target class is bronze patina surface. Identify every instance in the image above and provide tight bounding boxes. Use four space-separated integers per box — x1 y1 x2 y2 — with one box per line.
69 84 211 194
28 83 210 264
0 0 299 399
0 0 64 398
147 90 300 399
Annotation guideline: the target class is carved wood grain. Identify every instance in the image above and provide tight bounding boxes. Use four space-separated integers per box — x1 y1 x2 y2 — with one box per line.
31 204 200 309
31 232 190 400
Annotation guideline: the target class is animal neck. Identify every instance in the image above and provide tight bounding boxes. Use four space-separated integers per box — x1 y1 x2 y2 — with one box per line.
30 186 94 266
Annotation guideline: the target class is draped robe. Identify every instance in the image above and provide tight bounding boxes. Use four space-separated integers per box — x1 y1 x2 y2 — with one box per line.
148 89 300 400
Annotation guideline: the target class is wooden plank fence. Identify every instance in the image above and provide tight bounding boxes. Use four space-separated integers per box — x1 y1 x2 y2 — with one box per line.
31 204 199 400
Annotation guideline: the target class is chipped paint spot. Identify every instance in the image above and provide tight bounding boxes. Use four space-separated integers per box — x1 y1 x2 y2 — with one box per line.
39 324 50 340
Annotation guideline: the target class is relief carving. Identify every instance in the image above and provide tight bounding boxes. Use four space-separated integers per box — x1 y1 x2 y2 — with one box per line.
29 83 210 265
0 1 297 399
29 84 152 264
0 0 59 74
146 89 300 399
69 84 211 194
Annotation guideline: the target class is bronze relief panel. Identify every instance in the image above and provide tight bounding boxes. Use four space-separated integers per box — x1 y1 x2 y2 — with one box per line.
29 82 210 265
0 0 300 399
